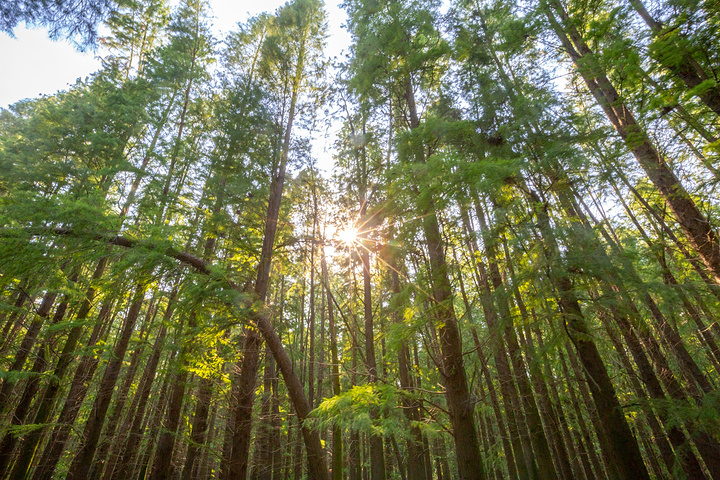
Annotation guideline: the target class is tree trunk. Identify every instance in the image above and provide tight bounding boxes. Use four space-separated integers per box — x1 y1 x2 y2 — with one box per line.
531 325 593 480
0 285 31 356
474 198 559 480
180 376 215 480
149 351 190 479
88 296 158 480
387 243 430 480
133 360 176 480
0 344 48 477
0 291 57 408
460 208 526 480
359 192 386 480
595 299 704 480
251 345 275 480
108 288 177 480
321 250 344 480
225 35 304 478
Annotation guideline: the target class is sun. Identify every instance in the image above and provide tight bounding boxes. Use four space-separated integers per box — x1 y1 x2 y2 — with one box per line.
338 226 359 246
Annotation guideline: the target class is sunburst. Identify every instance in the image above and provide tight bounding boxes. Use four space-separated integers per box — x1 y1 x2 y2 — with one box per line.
337 226 359 246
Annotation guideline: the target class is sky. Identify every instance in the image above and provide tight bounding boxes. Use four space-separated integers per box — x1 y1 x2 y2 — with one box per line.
0 0 351 109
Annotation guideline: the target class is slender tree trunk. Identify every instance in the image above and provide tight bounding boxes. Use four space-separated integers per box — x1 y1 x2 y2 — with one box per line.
251 345 275 480
570 181 716 400
359 192 386 480
134 360 176 480
551 335 606 480
499 236 577 480
460 209 526 480
609 290 720 478
321 250 344 480
610 181 720 379
316 256 325 409
198 403 218 480
225 26 330 476
473 198 559 480
349 349 361 480
119 91 178 219
0 286 31 356
270 368 281 479
0 343 48 477
0 290 57 410
547 151 720 477
617 171 720 303
595 299 703 479
180 376 214 480
88 296 158 480
471 329 521 480
149 346 191 479
549 156 719 477
531 324 593 480
475 404 498 480
386 243 430 480
109 288 177 480
516 324 575 480
254 306 330 479
225 38 304 478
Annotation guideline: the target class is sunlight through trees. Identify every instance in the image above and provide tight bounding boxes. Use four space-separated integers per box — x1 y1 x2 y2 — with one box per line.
1 0 719 479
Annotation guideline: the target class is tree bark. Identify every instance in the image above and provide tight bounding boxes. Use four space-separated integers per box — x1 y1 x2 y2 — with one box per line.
149 344 190 480
359 185 387 480
321 250 345 480
387 243 430 480
108 288 176 480
180 376 214 480
0 290 57 412
88 296 158 480
225 27 305 478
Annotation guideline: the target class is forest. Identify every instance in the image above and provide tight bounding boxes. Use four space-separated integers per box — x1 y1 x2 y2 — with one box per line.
0 0 719 478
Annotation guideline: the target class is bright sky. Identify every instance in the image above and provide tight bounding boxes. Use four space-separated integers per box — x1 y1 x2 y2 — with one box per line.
0 0 351 109
0 28 101 108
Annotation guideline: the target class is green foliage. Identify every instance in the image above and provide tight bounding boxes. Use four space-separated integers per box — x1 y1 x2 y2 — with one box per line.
0 0 112 48
311 384 418 438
